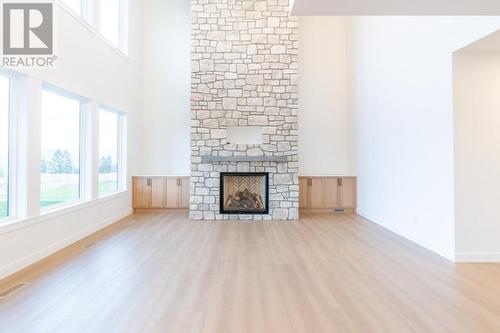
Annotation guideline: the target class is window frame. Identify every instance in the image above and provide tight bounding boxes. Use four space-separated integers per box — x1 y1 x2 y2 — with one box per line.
40 85 88 212
57 0 128 54
0 73 12 221
98 0 127 51
0 76 129 231
0 69 23 223
61 0 84 17
98 106 126 198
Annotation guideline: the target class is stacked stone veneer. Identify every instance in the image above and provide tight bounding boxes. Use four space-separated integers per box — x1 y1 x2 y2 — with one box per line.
190 0 299 220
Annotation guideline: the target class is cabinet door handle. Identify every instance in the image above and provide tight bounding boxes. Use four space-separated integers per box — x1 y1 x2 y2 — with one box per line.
308 178 312 186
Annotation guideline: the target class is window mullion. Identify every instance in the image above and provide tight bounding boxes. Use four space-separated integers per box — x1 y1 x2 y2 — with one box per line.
88 101 100 200
23 78 42 217
117 114 124 191
8 75 19 219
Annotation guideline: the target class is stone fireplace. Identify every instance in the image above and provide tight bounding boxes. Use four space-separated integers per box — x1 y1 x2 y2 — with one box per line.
190 0 299 220
220 173 269 214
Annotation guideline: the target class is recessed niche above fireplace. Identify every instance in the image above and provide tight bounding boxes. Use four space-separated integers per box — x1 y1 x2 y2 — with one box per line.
220 173 269 215
226 126 263 145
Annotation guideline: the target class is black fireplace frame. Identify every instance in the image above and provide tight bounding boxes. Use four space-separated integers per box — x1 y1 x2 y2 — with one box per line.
219 172 269 215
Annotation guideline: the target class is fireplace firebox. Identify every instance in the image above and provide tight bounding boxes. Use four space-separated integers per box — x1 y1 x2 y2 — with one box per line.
220 173 269 215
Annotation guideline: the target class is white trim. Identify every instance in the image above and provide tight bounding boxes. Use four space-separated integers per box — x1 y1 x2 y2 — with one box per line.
0 207 132 280
79 101 93 200
78 100 86 200
54 0 129 62
455 253 500 262
0 74 12 220
118 112 127 191
99 103 127 116
8 74 20 219
0 71 25 222
119 0 129 54
39 87 86 213
42 82 90 103
20 77 43 217
0 190 128 236
97 106 127 197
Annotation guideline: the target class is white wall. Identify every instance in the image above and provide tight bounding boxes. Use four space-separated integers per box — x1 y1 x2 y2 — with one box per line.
348 17 500 261
139 9 354 177
140 0 191 175
298 17 353 176
454 50 500 261
0 1 144 279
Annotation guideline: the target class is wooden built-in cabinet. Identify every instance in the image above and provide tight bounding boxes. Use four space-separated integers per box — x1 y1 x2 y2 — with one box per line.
299 176 357 213
133 176 190 212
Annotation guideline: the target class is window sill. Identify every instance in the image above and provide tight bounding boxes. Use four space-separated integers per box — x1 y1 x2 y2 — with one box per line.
0 190 129 236
55 0 130 63
98 190 125 200
40 199 86 215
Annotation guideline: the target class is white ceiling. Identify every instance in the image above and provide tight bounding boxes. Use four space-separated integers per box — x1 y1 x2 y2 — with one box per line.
290 0 500 15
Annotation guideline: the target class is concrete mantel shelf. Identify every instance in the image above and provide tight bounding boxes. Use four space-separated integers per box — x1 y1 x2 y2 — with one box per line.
200 156 289 163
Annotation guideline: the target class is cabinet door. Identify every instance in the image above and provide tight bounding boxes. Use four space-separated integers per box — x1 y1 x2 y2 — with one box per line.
309 178 324 208
165 178 179 208
339 177 356 208
133 178 150 208
179 178 190 208
323 177 339 208
150 178 166 208
299 177 309 208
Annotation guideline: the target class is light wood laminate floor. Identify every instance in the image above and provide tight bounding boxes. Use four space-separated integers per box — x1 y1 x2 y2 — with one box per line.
1 213 500 333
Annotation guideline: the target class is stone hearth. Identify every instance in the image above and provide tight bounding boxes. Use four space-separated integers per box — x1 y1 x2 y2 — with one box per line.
190 0 299 220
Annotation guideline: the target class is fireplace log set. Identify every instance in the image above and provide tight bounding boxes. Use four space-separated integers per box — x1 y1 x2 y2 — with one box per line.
225 189 264 210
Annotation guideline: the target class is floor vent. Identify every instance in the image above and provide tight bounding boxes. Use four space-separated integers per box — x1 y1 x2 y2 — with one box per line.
0 282 28 299
83 241 97 249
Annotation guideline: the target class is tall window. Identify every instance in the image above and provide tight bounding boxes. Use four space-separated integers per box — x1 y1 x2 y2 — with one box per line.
41 90 81 210
62 0 82 16
99 109 120 197
100 0 122 48
0 76 10 219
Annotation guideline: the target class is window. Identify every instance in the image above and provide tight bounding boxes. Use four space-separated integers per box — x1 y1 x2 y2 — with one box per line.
100 0 122 48
0 76 10 219
41 90 82 210
62 0 82 16
60 0 127 52
99 109 121 197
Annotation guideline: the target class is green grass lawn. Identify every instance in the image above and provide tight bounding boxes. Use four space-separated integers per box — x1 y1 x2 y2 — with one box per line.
98 181 119 197
40 181 118 209
40 184 79 209
0 181 120 217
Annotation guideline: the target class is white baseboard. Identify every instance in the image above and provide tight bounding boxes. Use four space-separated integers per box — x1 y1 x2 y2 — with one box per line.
455 252 500 262
0 209 132 280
